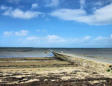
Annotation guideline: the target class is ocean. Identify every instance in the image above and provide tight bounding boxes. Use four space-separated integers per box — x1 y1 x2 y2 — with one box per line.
0 48 112 63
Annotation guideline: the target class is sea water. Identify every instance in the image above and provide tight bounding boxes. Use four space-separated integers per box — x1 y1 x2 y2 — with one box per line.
0 48 112 63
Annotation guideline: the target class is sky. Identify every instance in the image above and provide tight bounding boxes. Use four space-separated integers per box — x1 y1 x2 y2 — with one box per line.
0 0 112 48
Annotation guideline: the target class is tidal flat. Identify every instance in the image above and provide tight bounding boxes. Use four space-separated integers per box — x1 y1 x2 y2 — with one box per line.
0 52 112 86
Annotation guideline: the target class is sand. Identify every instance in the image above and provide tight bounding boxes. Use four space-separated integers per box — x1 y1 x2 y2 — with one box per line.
0 52 112 86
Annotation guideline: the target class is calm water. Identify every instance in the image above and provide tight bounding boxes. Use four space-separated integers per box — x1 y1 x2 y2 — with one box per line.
0 48 112 63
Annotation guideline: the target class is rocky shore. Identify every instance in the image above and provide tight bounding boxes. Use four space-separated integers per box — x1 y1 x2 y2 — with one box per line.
0 52 112 86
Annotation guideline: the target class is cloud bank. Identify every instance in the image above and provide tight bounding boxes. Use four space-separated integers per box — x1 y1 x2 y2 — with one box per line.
1 0 112 25
2 29 112 47
51 3 112 25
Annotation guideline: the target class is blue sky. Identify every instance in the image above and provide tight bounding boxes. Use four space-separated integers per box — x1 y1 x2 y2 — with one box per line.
0 0 112 48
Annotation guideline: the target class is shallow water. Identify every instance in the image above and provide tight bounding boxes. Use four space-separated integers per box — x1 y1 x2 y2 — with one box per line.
0 48 112 63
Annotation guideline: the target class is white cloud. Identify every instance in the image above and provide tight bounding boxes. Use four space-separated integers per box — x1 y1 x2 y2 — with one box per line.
3 30 28 37
32 3 38 9
25 35 91 44
93 35 112 45
26 36 39 41
24 35 65 43
95 2 103 6
51 4 112 25
83 36 91 40
47 35 59 40
0 5 12 11
51 9 86 20
3 8 41 19
46 0 59 7
2 31 112 47
110 34 112 39
15 30 28 36
22 34 112 47
72 36 91 43
80 0 86 9
3 31 12 36
47 35 65 43
36 29 46 32
0 5 8 10
94 36 106 41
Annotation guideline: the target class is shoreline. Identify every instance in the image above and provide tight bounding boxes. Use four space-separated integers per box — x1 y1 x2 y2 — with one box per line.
55 52 112 65
53 52 112 73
